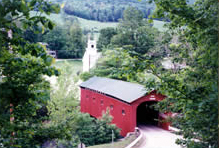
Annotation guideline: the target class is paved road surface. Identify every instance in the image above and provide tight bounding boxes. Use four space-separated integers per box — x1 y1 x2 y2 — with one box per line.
138 125 182 148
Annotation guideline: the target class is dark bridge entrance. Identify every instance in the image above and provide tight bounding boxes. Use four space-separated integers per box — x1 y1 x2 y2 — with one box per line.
137 101 159 126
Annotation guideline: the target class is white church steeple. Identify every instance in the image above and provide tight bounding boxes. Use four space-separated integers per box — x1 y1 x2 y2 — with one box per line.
82 38 101 72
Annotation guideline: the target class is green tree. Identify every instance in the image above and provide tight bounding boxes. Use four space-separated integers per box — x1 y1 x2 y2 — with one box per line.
74 110 120 147
46 61 81 148
119 6 144 31
23 26 43 43
111 32 134 48
0 0 67 147
42 23 86 59
111 7 159 57
133 25 158 55
144 0 218 147
97 27 117 51
42 26 68 51
68 23 86 58
57 23 85 59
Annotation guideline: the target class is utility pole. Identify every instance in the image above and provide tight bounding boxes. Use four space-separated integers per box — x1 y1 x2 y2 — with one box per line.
111 130 114 148
8 29 15 147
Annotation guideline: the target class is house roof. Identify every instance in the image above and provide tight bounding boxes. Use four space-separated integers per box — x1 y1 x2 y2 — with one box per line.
79 77 148 104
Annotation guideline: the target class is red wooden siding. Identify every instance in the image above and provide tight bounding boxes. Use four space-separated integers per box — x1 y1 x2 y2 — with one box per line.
81 88 133 136
80 88 170 136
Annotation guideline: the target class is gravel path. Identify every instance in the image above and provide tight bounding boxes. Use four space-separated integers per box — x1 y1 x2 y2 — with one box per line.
138 125 183 148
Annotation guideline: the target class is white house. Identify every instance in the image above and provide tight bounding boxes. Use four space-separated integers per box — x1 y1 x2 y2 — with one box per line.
82 39 101 72
38 42 57 58
161 57 187 70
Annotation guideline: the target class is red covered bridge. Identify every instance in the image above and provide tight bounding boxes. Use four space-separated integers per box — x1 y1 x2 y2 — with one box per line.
80 77 170 136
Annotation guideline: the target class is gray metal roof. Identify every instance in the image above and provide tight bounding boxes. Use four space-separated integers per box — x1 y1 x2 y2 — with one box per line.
80 77 147 103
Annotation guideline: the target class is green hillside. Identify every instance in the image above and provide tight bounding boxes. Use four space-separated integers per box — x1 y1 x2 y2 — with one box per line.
51 0 155 22
30 11 166 32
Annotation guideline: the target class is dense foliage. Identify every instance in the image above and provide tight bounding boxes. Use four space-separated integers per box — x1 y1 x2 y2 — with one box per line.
0 0 64 147
97 27 117 51
23 24 86 59
149 0 218 147
0 1 120 147
50 0 196 22
82 1 218 147
63 0 154 22
42 24 86 59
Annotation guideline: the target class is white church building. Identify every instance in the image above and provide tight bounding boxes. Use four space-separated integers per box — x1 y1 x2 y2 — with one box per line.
82 39 101 72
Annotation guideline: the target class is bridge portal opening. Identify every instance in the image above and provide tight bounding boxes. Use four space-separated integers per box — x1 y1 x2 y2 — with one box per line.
137 101 159 126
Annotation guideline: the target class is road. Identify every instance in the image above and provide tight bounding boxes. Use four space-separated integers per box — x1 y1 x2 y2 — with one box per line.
138 125 183 148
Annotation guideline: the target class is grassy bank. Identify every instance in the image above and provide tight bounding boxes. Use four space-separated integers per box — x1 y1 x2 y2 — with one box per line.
87 134 137 148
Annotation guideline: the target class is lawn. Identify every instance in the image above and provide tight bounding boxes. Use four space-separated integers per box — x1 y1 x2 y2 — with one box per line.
87 134 137 148
46 59 83 100
54 59 82 75
153 20 167 31
78 17 167 36
77 17 118 30
53 59 82 86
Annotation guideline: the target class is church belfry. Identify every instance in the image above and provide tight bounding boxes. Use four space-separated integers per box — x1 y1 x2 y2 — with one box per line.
82 39 101 72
